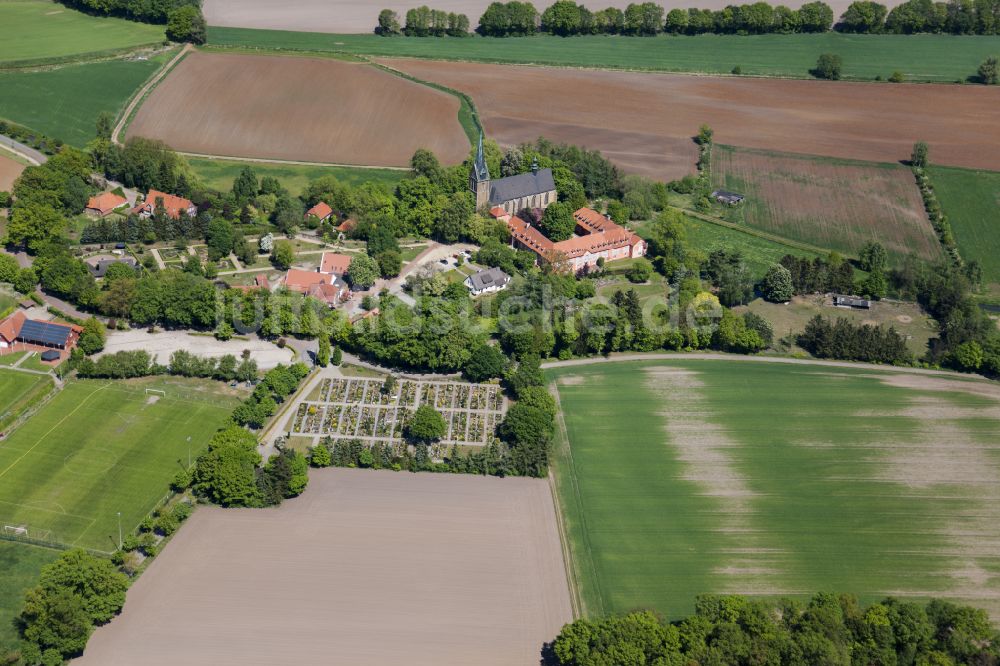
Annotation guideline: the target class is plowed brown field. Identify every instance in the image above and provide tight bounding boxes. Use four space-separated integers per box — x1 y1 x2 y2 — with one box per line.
128 52 470 167
0 153 25 192
77 469 573 666
714 145 941 261
380 59 1000 180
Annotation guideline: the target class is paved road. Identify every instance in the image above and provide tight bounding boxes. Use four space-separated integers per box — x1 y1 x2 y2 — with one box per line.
0 136 46 165
541 351 982 379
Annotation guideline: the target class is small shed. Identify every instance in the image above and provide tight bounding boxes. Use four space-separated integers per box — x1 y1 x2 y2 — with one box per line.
40 350 61 362
712 190 745 205
833 295 872 309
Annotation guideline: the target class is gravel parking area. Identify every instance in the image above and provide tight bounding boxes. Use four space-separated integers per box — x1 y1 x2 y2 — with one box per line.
101 329 294 370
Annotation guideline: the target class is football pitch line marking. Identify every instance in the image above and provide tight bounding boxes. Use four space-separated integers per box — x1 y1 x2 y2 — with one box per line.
0 383 111 482
0 497 93 521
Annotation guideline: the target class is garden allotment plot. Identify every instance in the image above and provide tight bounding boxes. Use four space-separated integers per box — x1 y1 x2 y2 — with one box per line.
0 378 238 552
549 359 1000 619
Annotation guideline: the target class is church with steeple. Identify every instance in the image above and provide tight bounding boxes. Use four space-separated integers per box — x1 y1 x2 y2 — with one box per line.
470 134 557 215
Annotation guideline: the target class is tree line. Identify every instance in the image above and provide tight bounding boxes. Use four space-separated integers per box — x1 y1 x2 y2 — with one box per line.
376 6 471 36
55 0 206 42
550 593 999 665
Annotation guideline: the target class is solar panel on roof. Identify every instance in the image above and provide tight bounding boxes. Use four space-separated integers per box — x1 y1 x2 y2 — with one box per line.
18 320 72 347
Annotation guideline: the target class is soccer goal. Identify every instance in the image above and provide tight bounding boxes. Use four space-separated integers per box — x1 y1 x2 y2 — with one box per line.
145 389 166 397
3 525 27 537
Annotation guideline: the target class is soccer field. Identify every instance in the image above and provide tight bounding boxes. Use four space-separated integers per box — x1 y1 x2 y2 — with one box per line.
0 378 240 552
0 369 52 434
549 359 1000 619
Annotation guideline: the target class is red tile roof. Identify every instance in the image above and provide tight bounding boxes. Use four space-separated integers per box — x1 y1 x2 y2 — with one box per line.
494 206 644 263
282 268 332 291
305 202 333 221
337 218 357 233
0 311 26 343
320 252 352 276
86 192 128 216
134 190 195 220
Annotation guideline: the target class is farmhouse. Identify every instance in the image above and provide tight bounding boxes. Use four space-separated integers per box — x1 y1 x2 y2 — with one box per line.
87 256 137 278
132 189 197 220
834 294 872 309
465 266 511 296
85 192 128 217
305 201 334 223
712 190 745 205
470 134 556 214
281 269 350 307
493 206 646 273
0 311 80 357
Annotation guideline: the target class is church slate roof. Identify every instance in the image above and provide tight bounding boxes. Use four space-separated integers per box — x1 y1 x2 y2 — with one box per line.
489 168 556 206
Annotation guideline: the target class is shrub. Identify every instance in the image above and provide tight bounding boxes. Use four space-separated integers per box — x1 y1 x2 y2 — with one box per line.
812 53 843 80
626 258 653 283
888 70 905 83
978 55 999 84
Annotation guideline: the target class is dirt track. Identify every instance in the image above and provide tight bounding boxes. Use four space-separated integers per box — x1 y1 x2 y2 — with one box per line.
127 52 470 167
204 0 892 33
380 59 1000 179
0 152 25 192
77 469 572 666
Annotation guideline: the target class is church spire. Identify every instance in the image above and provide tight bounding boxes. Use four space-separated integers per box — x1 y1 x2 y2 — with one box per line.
473 132 489 181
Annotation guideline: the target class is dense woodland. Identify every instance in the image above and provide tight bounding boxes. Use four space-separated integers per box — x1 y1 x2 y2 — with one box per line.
550 594 1000 665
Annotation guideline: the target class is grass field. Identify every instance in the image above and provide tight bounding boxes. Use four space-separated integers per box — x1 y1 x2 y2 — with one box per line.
207 28 1000 82
186 156 406 196
0 369 53 434
0 54 168 147
550 359 1000 619
713 145 939 264
0 377 241 552
929 166 1000 291
0 1 164 66
0 541 62 654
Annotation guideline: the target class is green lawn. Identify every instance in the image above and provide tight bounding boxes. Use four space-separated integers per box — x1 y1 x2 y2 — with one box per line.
0 377 240 552
0 54 168 147
186 156 406 197
0 541 62 654
207 28 1000 82
0 369 52 433
550 359 1000 619
929 166 1000 290
0 1 164 66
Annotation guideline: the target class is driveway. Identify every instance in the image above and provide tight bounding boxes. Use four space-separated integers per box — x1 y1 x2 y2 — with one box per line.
100 329 294 369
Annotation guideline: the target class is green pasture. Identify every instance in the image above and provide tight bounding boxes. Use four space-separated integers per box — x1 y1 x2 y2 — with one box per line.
0 370 52 433
207 28 1000 82
0 541 62 654
0 1 164 66
0 377 239 552
930 166 1000 290
0 54 167 147
682 214 824 278
186 156 406 197
550 359 1000 619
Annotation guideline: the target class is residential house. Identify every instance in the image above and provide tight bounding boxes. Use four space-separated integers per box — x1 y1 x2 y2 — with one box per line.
281 268 350 307
305 202 334 223
132 189 197 220
465 267 511 296
85 192 129 217
320 252 352 277
470 134 556 214
87 256 137 278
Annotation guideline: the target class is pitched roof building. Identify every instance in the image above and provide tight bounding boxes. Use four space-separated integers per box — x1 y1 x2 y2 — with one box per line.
492 206 646 274
305 201 334 222
320 252 352 276
86 192 128 217
464 266 511 296
133 190 197 220
87 256 137 278
281 269 350 307
470 134 557 214
0 311 81 351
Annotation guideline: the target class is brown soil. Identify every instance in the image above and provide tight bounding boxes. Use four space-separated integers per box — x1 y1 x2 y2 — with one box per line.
380 59 1000 179
128 52 470 167
77 469 571 666
0 153 25 192
204 0 892 33
714 146 940 261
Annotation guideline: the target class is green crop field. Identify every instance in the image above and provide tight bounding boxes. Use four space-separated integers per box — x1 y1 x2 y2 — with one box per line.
207 28 1000 82
186 156 406 197
0 54 167 147
550 359 1000 620
0 377 240 552
683 214 823 278
0 541 62 653
929 166 1000 291
0 2 163 66
0 370 53 434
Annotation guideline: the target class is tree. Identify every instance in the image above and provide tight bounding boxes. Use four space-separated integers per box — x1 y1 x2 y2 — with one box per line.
166 5 207 44
206 217 235 261
270 240 295 271
95 111 114 141
406 405 447 443
696 123 714 145
539 201 576 241
346 253 379 290
760 264 794 302
978 55 999 84
316 335 331 367
464 343 507 382
839 0 888 30
952 340 984 371
859 241 889 273
542 0 585 34
331 346 343 365
376 8 402 34
911 141 930 168
310 442 332 467
78 317 107 355
192 428 262 507
627 258 653 283
813 53 843 79
375 250 402 278
231 165 258 203
5 202 65 251
799 0 835 30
